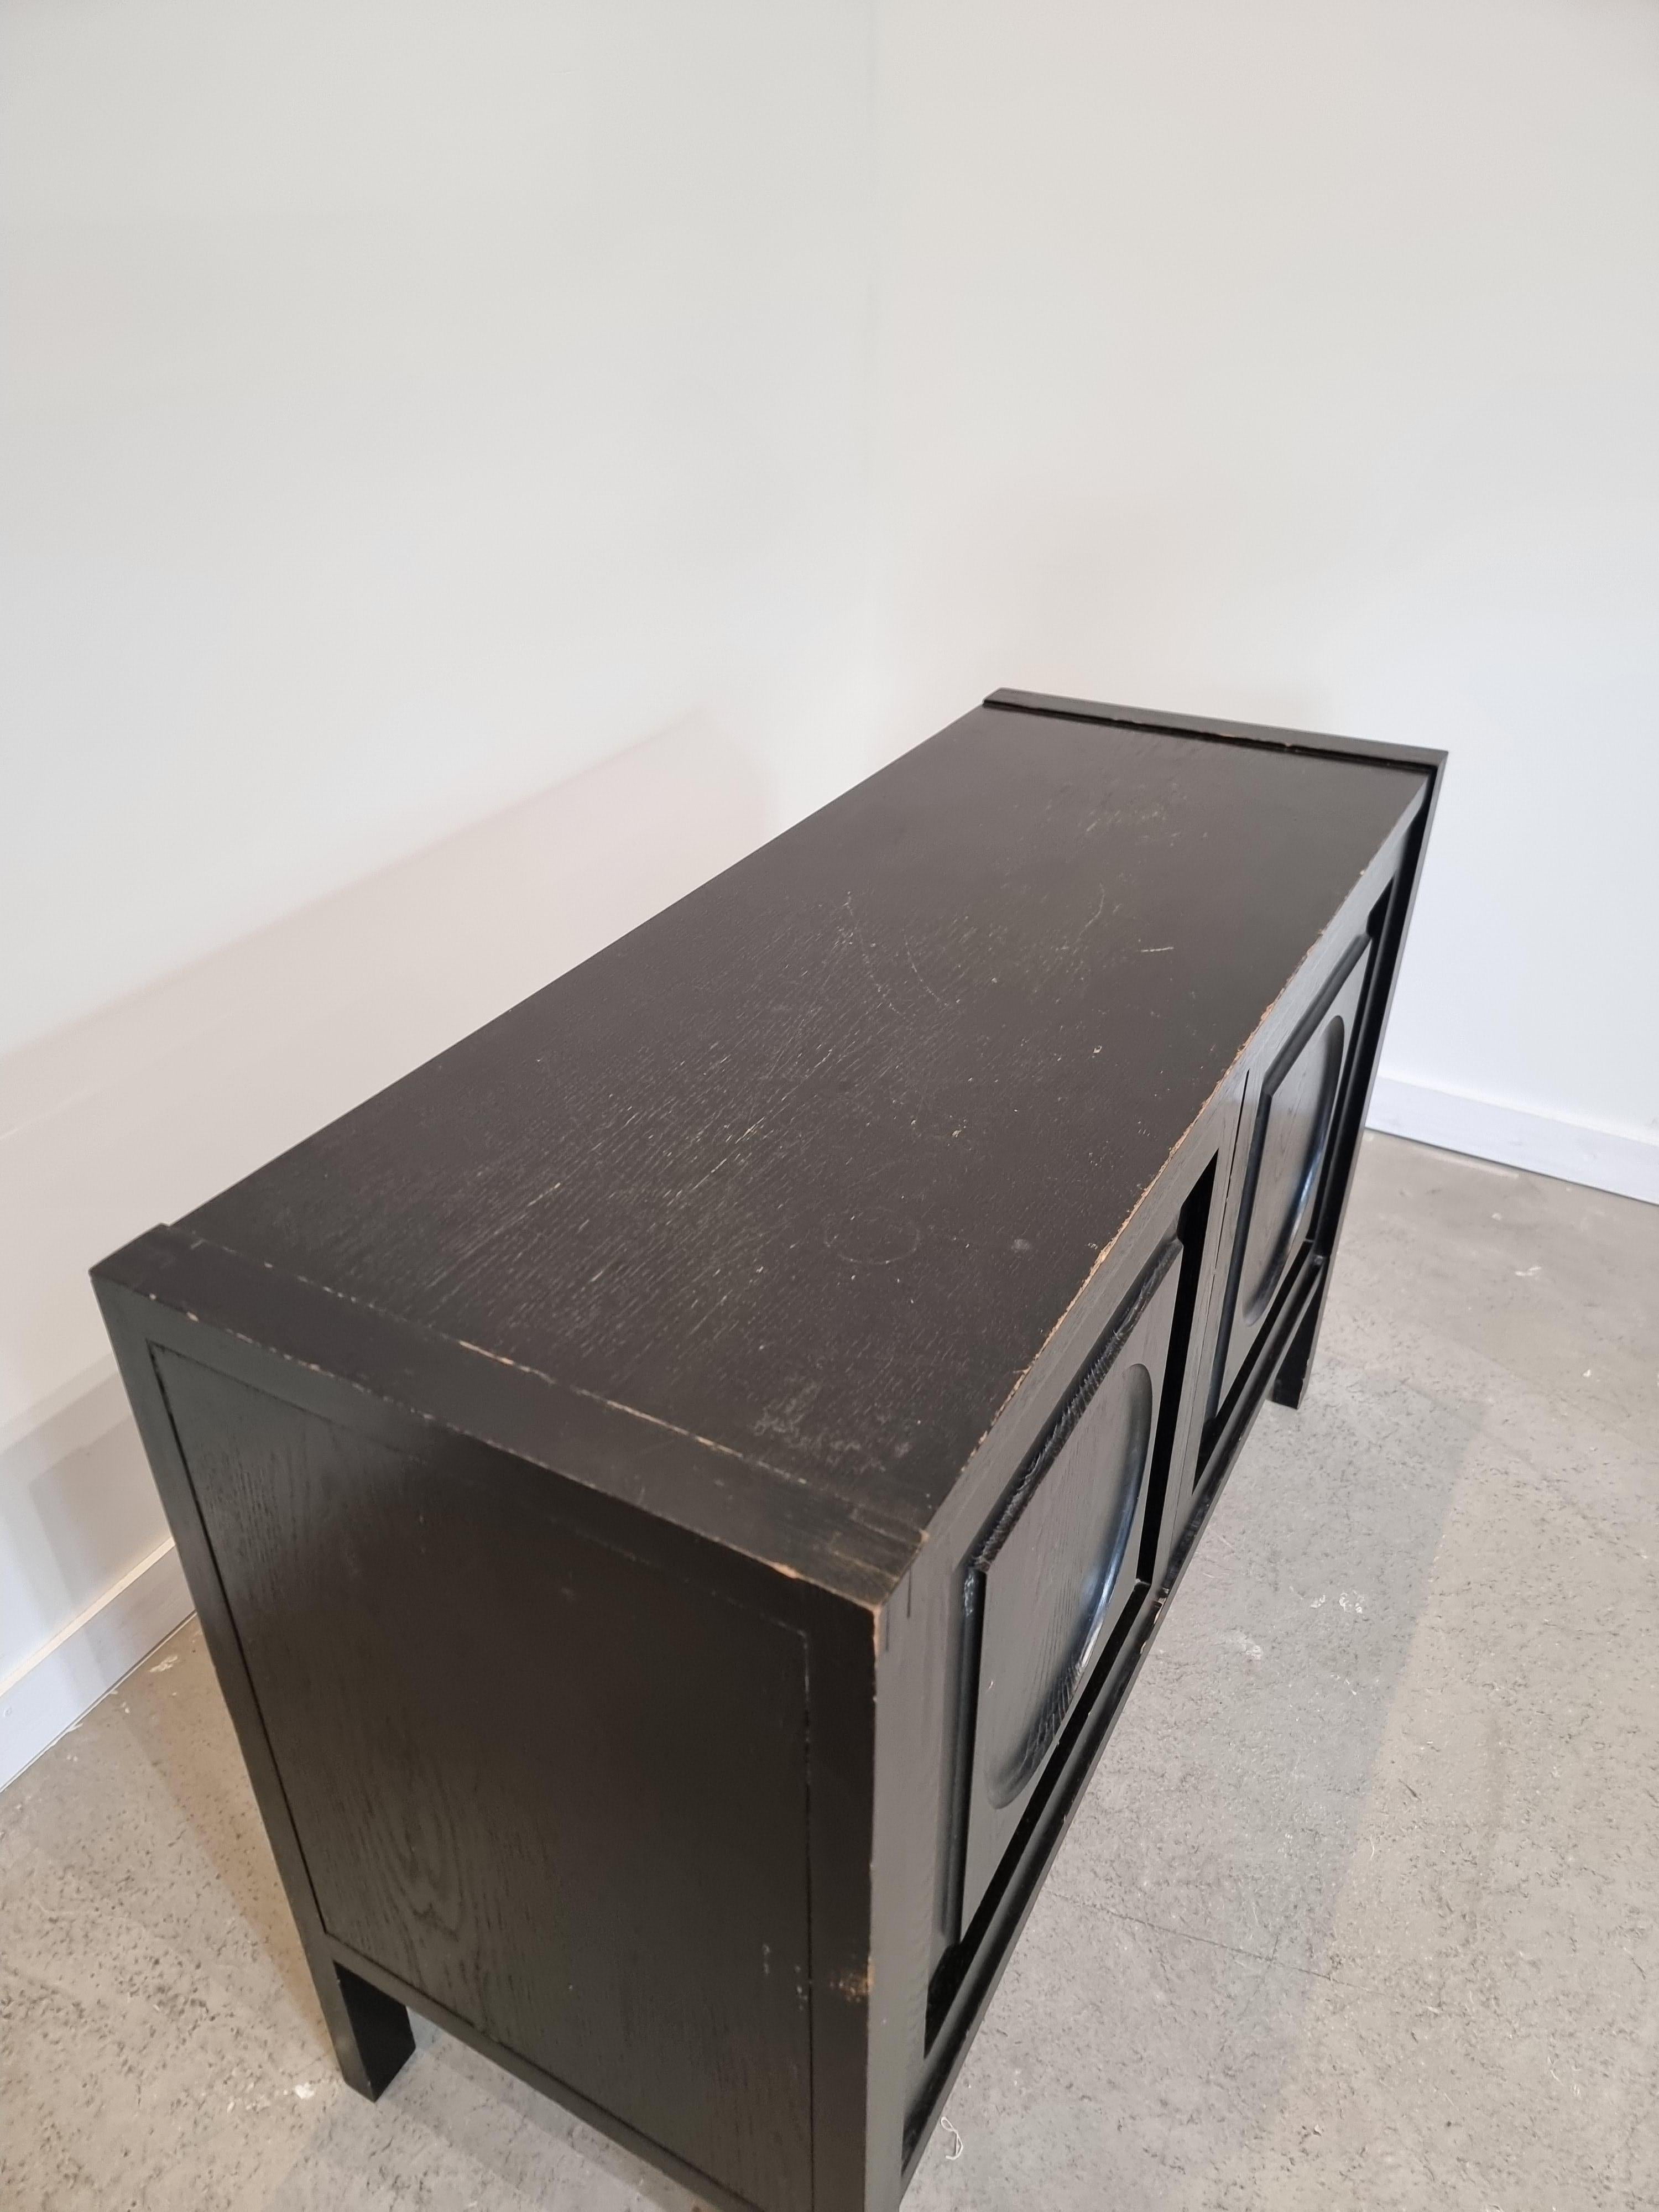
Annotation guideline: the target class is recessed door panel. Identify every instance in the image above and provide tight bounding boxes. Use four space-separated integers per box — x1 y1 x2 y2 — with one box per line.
958 1240 1182 1929
1210 936 1372 1417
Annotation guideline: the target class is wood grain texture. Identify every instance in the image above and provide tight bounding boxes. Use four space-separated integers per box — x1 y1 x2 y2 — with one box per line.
155 1349 813 2212
182 705 1426 1562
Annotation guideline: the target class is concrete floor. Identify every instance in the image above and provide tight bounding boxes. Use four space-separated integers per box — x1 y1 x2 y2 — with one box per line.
3 1134 1655 2211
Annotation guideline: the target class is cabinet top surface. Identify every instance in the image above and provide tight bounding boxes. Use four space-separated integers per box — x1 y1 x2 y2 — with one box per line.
175 701 1426 1567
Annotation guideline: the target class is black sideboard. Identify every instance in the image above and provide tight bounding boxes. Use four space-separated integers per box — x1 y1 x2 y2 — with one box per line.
94 688 1441 2212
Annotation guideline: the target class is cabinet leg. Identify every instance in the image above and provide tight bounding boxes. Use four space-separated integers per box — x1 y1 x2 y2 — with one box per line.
1269 1286 1323 1411
324 1960 415 2099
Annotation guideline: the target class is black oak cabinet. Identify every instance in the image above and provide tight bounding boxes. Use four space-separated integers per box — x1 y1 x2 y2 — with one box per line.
93 690 1441 2212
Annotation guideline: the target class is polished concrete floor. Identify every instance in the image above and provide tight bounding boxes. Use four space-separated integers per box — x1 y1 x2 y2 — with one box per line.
3 1134 1655 2211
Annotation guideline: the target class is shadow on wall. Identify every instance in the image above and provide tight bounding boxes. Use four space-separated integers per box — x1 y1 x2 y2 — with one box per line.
0 718 774 1771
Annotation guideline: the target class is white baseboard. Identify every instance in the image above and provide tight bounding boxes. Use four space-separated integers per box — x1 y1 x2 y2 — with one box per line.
0 1538 192 1791
1368 1077 1659 1206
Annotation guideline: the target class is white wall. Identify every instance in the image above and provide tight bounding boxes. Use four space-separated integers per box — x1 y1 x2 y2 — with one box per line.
0 0 881 1780
2 0 879 1061
873 0 1659 1195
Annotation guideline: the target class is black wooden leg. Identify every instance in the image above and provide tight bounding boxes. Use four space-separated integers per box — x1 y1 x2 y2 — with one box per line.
1269 1282 1323 1410
325 1961 415 2098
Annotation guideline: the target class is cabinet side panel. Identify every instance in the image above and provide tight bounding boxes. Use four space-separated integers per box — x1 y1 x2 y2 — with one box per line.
155 1350 812 2212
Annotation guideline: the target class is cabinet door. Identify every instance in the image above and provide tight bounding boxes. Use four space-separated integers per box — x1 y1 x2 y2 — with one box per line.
957 1239 1182 1929
1209 935 1372 1418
